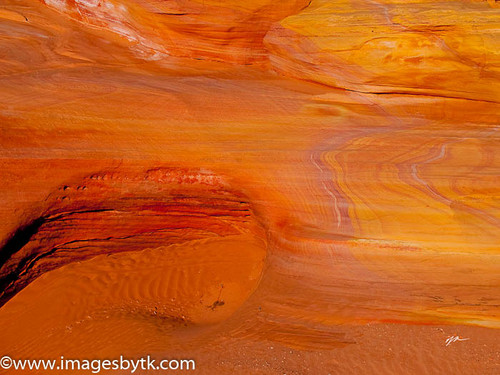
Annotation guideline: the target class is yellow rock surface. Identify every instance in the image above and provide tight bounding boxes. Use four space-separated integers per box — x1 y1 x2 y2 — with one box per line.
265 0 500 101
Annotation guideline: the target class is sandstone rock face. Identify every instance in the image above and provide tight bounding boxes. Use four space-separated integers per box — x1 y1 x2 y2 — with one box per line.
41 0 311 63
0 0 499 374
0 167 267 324
265 0 500 101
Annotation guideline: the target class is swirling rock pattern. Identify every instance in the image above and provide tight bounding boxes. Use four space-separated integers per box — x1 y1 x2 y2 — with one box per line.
0 0 499 374
266 0 500 101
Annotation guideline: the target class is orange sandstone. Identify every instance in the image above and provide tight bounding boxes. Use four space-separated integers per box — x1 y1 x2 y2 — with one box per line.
0 0 499 374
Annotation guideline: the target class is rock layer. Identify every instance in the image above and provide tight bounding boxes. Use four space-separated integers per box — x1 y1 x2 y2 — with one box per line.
265 0 500 101
0 167 267 323
41 0 311 63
